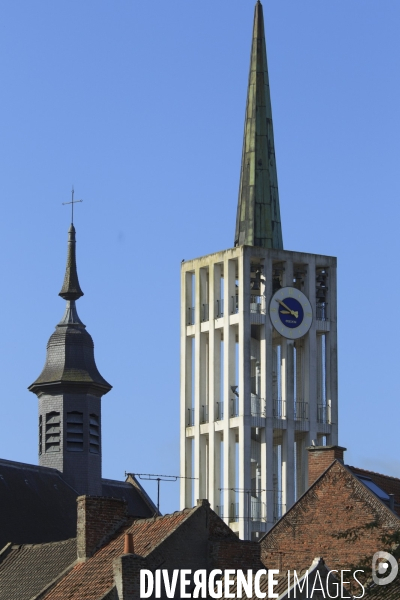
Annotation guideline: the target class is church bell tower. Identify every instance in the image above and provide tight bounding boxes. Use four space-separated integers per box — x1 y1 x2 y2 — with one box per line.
180 1 338 540
29 221 112 496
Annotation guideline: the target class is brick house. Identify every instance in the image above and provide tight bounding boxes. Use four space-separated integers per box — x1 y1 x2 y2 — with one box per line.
259 445 400 597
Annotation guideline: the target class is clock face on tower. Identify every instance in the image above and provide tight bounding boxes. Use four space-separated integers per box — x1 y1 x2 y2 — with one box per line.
269 286 313 339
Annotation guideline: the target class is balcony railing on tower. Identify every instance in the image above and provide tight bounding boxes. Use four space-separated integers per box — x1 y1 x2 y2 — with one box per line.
201 303 209 322
229 502 239 522
200 405 209 424
215 299 224 319
317 403 331 424
216 402 224 421
187 307 195 325
273 490 285 523
251 498 266 522
316 303 328 321
230 397 239 418
251 394 266 417
231 295 239 314
273 398 286 419
294 401 308 420
250 295 266 314
187 408 194 427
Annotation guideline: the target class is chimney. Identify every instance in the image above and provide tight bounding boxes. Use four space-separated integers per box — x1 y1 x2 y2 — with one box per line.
113 550 146 599
77 496 128 561
389 494 395 512
307 445 347 487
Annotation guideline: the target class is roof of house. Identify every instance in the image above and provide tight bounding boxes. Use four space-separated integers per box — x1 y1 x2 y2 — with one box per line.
0 459 78 548
348 465 400 514
0 459 157 550
101 478 157 518
0 538 76 600
42 508 196 600
260 460 400 575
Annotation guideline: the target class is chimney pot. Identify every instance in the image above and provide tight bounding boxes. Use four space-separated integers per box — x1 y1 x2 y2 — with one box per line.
124 533 134 554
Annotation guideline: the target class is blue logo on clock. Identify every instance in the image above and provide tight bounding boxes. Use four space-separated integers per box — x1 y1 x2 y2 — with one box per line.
277 297 304 329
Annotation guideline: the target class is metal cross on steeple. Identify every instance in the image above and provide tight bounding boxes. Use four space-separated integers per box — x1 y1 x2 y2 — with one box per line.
62 187 83 224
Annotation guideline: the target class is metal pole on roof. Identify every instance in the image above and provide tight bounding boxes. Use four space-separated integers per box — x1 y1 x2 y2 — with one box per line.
125 472 198 514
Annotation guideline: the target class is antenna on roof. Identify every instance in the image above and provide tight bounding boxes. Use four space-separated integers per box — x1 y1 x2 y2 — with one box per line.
125 472 198 515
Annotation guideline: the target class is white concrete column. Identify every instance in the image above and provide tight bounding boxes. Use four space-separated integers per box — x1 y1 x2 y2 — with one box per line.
281 339 295 511
193 268 201 503
238 249 252 539
328 263 338 444
180 270 193 509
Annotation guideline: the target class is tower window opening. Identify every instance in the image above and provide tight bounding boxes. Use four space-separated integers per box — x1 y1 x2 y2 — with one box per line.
39 415 42 455
67 411 84 452
89 414 100 454
316 269 328 320
45 411 61 453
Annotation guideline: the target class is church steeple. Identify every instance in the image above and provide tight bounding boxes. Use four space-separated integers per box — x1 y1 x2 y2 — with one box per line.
29 222 111 496
234 0 283 249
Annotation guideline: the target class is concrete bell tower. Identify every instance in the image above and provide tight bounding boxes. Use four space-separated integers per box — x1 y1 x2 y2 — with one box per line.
29 222 112 496
180 0 338 540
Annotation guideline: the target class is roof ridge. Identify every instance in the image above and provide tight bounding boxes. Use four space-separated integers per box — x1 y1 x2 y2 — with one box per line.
0 458 61 473
348 464 400 483
9 538 76 551
101 478 131 485
131 506 195 525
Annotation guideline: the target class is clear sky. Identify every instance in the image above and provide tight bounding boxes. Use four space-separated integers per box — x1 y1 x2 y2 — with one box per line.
0 1 399 515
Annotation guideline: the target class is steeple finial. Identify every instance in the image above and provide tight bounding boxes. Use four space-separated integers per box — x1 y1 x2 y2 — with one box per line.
59 223 84 301
234 1 283 249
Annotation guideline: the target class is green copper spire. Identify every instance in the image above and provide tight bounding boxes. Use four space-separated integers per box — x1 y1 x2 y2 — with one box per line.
59 223 84 301
234 0 283 249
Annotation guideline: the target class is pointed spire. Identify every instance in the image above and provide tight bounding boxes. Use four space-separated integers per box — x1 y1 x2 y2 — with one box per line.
59 224 84 301
234 1 283 249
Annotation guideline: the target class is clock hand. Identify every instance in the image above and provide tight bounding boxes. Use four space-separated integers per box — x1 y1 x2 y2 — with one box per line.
276 298 298 319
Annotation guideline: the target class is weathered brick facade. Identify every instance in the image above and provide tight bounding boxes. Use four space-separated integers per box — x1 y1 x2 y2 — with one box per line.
261 460 400 574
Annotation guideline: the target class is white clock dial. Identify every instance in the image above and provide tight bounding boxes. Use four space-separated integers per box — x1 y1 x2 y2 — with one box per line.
269 286 313 339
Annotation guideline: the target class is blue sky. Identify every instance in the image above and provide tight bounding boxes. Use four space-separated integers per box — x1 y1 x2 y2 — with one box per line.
0 1 399 514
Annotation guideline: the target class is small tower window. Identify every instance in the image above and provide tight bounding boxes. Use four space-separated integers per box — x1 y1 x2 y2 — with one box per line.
89 414 100 454
39 415 42 455
66 412 84 451
45 412 61 453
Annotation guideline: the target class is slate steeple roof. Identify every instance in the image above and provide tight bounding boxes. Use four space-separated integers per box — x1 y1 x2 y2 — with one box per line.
59 223 83 301
28 224 111 397
234 0 283 249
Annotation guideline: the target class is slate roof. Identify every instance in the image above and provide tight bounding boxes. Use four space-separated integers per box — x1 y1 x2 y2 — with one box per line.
29 223 111 397
42 508 196 599
0 459 156 550
102 478 157 518
0 459 77 548
0 538 76 600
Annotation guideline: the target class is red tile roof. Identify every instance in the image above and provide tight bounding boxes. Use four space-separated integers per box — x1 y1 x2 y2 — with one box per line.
43 508 194 599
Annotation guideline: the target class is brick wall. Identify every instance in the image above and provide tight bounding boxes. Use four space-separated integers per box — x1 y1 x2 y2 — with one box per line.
261 461 400 574
210 539 262 570
77 496 128 560
307 445 346 487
